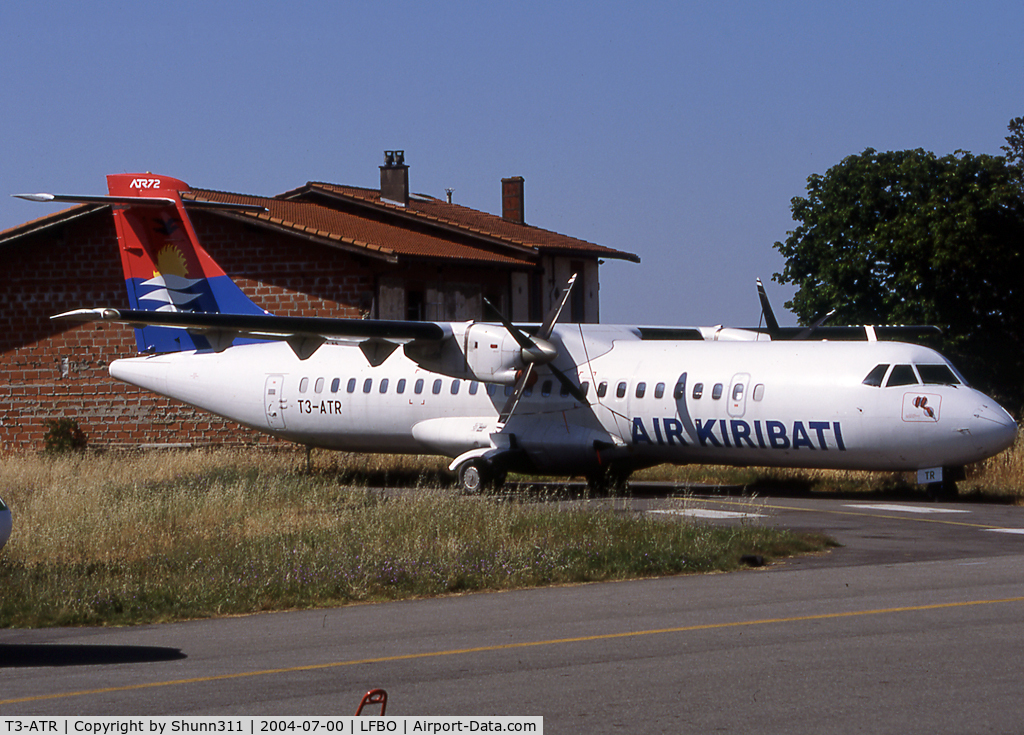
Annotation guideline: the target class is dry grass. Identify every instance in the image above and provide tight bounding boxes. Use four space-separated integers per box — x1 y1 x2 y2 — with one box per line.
0 448 828 628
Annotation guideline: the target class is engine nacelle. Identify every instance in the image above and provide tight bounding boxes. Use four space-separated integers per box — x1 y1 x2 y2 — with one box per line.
403 322 526 385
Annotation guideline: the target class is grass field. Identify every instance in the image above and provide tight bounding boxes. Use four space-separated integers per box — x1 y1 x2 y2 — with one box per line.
2 432 1020 628
0 448 839 628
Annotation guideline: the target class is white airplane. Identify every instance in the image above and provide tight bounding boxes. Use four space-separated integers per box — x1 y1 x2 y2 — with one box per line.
19 174 1017 501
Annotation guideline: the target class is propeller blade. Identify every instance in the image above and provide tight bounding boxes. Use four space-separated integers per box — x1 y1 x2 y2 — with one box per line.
756 278 781 340
482 297 535 352
539 273 577 339
548 362 589 405
795 308 837 340
498 364 534 424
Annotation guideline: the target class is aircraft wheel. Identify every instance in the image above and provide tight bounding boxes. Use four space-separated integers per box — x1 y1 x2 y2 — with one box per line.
926 478 959 502
458 460 489 495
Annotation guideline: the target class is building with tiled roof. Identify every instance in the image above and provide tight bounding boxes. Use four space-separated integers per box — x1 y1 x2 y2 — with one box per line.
0 153 638 450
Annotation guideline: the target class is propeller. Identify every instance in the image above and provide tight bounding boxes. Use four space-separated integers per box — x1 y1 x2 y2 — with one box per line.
484 274 589 423
756 278 782 340
756 278 835 340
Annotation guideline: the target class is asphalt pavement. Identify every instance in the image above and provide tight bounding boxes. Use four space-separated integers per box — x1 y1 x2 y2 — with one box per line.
2 487 1023 733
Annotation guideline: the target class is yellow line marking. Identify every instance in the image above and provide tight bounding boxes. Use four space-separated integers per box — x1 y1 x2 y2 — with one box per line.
4 596 1023 706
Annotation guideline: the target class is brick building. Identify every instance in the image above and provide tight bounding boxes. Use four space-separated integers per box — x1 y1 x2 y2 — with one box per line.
0 155 638 451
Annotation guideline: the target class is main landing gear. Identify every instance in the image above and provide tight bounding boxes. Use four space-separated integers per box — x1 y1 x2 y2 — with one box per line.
456 458 506 494
585 465 632 496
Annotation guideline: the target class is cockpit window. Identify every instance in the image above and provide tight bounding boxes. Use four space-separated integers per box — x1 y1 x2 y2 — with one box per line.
916 364 961 385
862 364 889 387
886 364 919 387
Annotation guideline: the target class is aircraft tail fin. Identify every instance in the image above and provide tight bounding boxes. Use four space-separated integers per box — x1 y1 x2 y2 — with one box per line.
105 174 268 353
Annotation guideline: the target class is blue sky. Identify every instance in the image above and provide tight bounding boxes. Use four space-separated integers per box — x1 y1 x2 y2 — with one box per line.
2 1 1021 326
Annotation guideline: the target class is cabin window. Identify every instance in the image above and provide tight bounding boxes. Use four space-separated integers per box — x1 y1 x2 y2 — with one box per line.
363 378 373 394
542 380 552 397
299 377 309 394
432 379 443 395
712 383 724 400
451 380 461 395
330 378 340 393
524 386 533 397
654 382 665 399
314 378 324 394
396 378 406 394
469 381 479 395
732 383 744 401
414 378 424 394
917 364 961 385
635 382 646 399
597 381 608 398
616 382 627 399
580 381 590 396
692 383 704 399
379 378 389 394
487 384 497 396
886 364 918 387
347 378 357 394
862 364 889 387
560 382 570 397
505 385 514 396
753 384 765 401
674 374 687 400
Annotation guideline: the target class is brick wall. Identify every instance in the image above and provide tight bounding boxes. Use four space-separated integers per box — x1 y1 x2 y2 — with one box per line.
0 209 377 451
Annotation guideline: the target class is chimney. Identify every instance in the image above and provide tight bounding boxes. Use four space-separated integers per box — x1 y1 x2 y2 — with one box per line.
501 176 525 223
380 150 409 206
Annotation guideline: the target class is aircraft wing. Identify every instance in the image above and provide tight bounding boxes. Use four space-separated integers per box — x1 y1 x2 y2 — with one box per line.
52 308 450 360
770 324 942 341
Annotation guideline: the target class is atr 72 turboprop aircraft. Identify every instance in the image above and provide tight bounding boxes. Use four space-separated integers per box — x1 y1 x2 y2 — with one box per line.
17 173 1018 503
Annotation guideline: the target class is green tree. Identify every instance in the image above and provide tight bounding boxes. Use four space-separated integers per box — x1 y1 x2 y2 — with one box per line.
773 146 1024 413
1003 116 1024 193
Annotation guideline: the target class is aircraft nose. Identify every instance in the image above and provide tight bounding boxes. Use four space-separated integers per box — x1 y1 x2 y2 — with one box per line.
970 399 1017 456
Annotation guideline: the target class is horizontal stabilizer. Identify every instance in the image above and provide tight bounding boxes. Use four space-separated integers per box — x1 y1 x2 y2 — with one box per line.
13 192 267 212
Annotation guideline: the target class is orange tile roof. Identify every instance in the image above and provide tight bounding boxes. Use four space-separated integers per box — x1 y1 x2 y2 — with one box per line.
183 189 538 267
0 203 107 245
285 182 641 263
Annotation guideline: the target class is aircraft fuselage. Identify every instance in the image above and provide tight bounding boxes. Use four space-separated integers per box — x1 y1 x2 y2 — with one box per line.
109 323 1017 478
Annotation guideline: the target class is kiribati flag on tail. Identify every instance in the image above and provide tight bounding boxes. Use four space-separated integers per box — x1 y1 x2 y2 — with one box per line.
105 174 269 353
